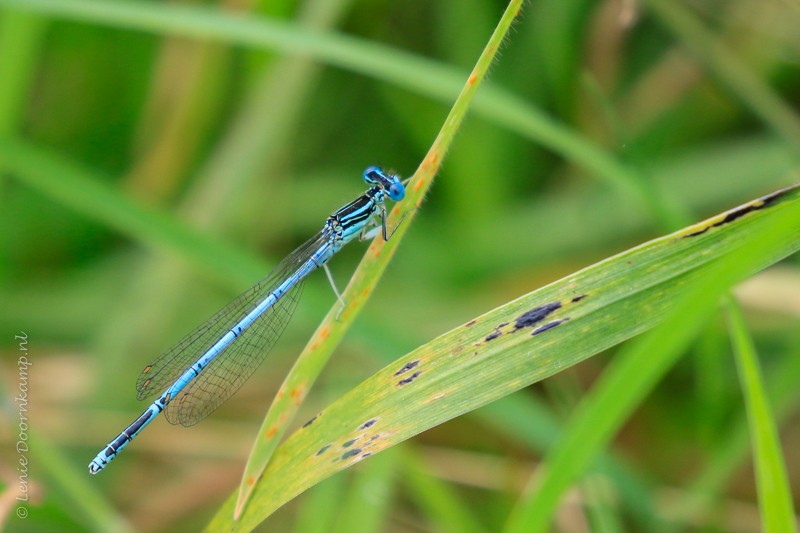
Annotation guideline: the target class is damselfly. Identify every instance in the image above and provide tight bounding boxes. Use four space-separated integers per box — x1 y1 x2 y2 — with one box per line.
89 166 406 474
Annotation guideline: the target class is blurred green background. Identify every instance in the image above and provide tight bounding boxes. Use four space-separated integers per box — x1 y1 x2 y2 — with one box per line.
1 0 798 531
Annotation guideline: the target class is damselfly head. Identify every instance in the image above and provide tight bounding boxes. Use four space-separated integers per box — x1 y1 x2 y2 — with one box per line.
363 165 405 201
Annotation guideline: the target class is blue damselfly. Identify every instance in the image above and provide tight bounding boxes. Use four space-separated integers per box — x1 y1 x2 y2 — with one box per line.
89 166 405 474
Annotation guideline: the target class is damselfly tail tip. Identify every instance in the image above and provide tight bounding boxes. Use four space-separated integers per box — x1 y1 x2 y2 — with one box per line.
88 459 103 475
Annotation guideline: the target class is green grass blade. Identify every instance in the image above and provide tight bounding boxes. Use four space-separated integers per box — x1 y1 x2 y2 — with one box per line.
670 345 800 524
206 185 800 531
503 187 800 533
582 475 625 533
291 473 347 533
725 299 798 533
0 10 45 136
332 448 398 533
0 138 267 287
231 0 525 519
0 0 527 108
401 448 486 533
475 395 665 531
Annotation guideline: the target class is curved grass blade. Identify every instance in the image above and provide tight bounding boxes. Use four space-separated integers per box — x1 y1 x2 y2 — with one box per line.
726 300 798 533
230 0 526 519
503 188 800 532
206 185 800 532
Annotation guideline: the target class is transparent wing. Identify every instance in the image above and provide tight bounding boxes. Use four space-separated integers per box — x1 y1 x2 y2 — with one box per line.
135 231 329 426
166 279 304 427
